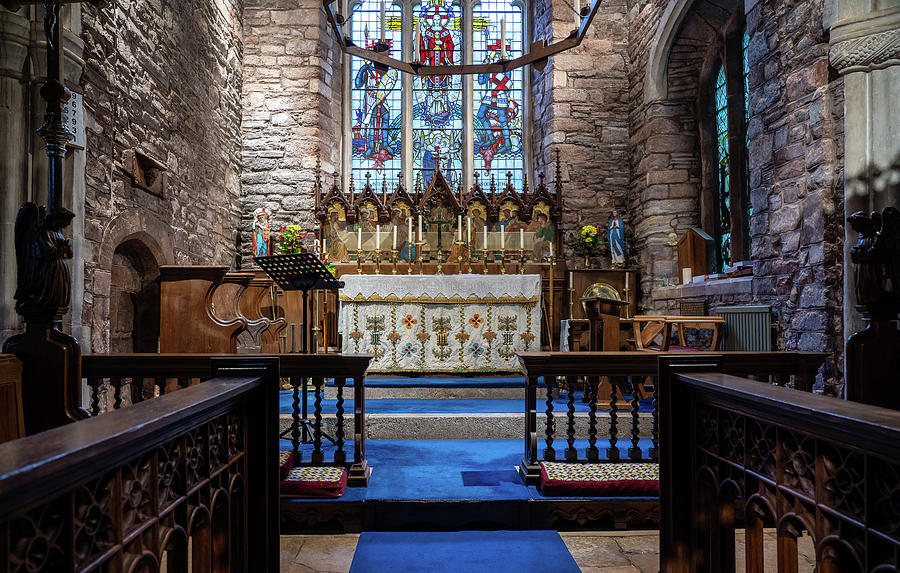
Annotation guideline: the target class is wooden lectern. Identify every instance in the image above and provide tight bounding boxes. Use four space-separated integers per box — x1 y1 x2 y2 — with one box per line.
581 296 630 351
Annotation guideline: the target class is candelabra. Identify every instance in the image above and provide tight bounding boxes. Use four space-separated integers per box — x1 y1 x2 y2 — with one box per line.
374 248 381 275
417 241 426 275
500 248 507 274
391 249 398 274
355 250 363 274
519 249 527 274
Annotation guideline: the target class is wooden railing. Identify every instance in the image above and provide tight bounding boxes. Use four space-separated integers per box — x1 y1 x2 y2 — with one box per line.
0 358 280 572
516 351 827 485
81 353 373 486
658 360 900 573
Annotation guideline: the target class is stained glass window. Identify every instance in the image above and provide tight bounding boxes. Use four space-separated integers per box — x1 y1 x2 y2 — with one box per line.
714 63 732 269
412 0 463 188
742 30 752 219
472 0 524 189
350 0 403 187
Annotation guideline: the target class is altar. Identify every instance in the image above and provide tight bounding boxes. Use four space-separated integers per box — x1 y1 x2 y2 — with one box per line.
340 274 541 373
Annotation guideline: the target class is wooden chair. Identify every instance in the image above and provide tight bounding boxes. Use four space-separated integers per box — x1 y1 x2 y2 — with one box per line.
631 315 671 351
631 315 725 351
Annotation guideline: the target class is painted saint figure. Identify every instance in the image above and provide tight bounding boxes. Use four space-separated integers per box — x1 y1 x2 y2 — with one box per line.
418 1 456 124
354 43 399 168
475 36 519 169
608 210 625 268
253 207 271 257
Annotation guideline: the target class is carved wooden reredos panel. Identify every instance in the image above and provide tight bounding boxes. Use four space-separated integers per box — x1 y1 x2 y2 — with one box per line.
315 154 564 262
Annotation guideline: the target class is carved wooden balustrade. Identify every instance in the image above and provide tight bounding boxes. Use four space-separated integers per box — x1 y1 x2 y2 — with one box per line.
516 351 827 485
80 353 373 486
0 358 280 572
659 361 900 573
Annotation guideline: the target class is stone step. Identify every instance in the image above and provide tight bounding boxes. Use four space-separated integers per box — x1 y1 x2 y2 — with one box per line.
279 412 654 440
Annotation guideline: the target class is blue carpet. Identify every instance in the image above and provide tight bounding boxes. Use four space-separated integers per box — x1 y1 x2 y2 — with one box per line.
349 530 580 573
280 438 655 502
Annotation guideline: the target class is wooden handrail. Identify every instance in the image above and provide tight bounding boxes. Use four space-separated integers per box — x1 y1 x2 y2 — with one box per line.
659 364 900 572
81 353 372 378
0 361 281 571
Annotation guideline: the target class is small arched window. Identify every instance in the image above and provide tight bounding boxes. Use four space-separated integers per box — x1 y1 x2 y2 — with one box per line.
708 26 751 271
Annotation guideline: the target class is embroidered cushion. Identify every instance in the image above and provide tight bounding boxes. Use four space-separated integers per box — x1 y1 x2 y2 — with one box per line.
539 462 659 496
279 450 295 480
280 466 348 498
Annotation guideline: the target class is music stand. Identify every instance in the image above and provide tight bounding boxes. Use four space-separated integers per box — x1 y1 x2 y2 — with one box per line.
254 253 345 444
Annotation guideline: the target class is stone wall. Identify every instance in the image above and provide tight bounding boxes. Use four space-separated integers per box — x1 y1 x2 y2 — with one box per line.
240 0 343 263
628 0 845 393
531 0 631 265
80 0 245 352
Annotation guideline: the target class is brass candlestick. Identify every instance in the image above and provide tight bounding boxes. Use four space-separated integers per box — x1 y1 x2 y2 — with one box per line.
455 241 464 274
519 249 527 274
466 244 473 274
500 248 507 274
391 249 398 274
622 286 631 319
356 250 363 274
548 254 556 351
417 241 425 275
407 243 414 274
568 280 575 319
374 248 381 275
482 249 489 274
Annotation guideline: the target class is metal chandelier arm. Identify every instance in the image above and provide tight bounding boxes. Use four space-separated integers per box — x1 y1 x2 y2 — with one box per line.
322 0 603 76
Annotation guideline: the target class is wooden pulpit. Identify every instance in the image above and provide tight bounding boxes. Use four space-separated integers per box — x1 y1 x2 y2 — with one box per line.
580 296 629 351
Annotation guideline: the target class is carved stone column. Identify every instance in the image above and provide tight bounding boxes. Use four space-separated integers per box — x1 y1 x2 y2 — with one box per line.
829 4 900 379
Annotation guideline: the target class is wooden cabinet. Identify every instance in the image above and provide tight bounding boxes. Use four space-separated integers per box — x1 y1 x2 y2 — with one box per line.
0 355 25 443
677 227 715 279
566 269 637 321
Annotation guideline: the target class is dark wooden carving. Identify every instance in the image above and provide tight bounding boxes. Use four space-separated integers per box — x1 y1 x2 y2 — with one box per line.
658 364 900 572
846 207 900 409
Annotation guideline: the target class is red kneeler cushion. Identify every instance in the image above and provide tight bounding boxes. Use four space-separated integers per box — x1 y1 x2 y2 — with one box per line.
279 450 295 480
280 466 348 498
539 462 659 496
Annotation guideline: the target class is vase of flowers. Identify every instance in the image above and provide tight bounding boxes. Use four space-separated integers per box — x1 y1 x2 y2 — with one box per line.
567 224 606 268
277 224 307 254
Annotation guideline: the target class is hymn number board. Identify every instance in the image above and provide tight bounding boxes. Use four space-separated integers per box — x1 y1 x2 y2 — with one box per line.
62 87 85 150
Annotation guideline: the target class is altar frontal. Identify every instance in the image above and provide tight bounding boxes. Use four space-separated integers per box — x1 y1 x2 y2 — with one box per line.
341 274 541 373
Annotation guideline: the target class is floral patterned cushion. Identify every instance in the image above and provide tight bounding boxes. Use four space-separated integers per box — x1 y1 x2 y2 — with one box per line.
280 466 347 498
279 450 295 480
539 462 659 496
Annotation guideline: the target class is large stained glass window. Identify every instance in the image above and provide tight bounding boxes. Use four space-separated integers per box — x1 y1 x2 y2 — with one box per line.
472 0 524 188
350 0 403 187
413 0 463 187
714 63 731 269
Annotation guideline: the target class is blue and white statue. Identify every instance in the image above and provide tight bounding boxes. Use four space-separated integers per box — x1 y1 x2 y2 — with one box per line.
608 210 625 268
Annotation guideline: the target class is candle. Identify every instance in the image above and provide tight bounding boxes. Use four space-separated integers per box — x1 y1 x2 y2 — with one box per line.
418 215 423 242
519 228 524 250
625 272 629 290
408 216 413 245
376 224 381 250
457 215 462 241
357 227 362 250
393 226 397 250
500 226 505 249
549 241 554 258
483 225 488 250
467 217 472 243
380 0 386 41
500 18 507 59
569 272 573 289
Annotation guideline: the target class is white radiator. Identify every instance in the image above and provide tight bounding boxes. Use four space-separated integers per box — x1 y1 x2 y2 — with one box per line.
717 305 772 351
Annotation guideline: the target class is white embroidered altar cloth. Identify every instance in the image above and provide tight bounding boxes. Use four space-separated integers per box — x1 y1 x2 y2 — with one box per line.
340 274 542 373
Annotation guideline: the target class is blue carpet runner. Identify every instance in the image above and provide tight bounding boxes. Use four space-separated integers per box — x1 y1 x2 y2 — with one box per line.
348 530 580 573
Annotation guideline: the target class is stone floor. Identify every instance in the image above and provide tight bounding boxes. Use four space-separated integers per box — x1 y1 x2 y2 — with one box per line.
279 529 816 572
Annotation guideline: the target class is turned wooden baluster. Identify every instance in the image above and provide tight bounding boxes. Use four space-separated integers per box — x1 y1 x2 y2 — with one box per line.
543 376 556 461
129 376 144 404
155 377 168 397
629 376 642 460
111 376 124 410
565 375 578 461
177 376 190 390
290 375 302 460
607 378 620 461
334 376 346 465
87 376 102 416
587 376 600 461
312 376 325 465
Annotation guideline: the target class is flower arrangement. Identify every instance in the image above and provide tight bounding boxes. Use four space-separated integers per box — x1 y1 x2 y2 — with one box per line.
277 224 307 254
567 225 606 257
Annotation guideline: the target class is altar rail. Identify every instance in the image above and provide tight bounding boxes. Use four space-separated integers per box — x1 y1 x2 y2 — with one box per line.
0 363 280 572
81 353 373 486
659 366 900 572
516 351 827 484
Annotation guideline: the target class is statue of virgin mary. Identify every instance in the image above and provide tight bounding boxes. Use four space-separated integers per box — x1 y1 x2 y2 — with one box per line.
608 210 625 268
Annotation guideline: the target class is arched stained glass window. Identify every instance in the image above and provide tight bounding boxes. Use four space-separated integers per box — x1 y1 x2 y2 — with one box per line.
413 0 463 187
473 0 524 188
350 0 403 186
344 0 527 192
714 63 732 269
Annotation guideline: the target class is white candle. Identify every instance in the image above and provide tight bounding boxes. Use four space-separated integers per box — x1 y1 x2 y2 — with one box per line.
501 226 505 249
457 215 462 241
549 241 554 258
483 225 488 250
519 228 524 250
625 272 629 290
357 227 362 250
569 272 573 288
380 1 386 41
467 217 472 243
376 224 381 249
393 226 397 250
500 18 507 59
408 217 413 245
418 215 423 241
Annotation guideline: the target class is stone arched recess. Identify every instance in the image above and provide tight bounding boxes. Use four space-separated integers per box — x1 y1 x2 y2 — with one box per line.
91 210 175 353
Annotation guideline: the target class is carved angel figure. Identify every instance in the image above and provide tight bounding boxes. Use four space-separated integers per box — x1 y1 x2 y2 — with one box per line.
14 203 74 314
849 207 900 307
